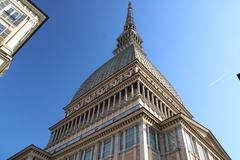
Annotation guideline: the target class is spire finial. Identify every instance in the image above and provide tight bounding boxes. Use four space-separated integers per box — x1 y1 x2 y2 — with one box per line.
114 1 143 54
124 1 136 31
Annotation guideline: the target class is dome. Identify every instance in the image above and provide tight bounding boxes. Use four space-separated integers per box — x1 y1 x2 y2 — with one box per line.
72 45 183 105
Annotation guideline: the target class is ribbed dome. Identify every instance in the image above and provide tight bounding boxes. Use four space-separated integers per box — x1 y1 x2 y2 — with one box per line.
72 45 136 101
72 45 183 105
72 2 183 105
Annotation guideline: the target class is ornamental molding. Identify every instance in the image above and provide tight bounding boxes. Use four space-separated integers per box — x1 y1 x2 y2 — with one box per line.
49 96 142 147
51 109 145 159
180 120 227 160
160 114 228 160
137 64 188 116
65 64 139 117
138 74 180 114
136 59 190 115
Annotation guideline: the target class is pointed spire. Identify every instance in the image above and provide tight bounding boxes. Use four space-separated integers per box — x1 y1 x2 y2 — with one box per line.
114 2 143 55
124 1 136 31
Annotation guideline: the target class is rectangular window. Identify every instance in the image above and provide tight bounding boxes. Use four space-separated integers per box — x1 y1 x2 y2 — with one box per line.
120 132 123 151
125 127 134 149
149 128 157 151
68 155 74 160
136 125 139 144
0 0 10 11
84 147 92 160
0 23 6 33
103 138 112 158
185 132 195 154
2 6 26 26
164 130 177 152
120 125 139 151
197 143 207 160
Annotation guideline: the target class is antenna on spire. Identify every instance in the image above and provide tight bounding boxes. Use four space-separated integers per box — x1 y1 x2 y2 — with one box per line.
114 1 143 54
124 0 136 31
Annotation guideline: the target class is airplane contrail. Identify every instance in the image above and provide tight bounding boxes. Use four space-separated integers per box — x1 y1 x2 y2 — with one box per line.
208 73 227 87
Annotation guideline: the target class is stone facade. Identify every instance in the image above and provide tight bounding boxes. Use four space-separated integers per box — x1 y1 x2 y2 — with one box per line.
8 2 231 160
0 0 47 76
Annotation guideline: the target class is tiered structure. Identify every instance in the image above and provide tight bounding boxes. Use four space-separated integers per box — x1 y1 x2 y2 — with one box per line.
0 0 47 76
9 2 230 160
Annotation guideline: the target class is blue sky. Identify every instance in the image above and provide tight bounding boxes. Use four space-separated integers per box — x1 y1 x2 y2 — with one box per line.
0 0 239 159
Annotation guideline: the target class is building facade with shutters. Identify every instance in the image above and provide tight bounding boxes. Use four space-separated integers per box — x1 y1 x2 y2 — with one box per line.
0 0 47 76
9 2 230 160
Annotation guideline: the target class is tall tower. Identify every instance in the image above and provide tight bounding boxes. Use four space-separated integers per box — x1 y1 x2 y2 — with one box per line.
9 2 230 160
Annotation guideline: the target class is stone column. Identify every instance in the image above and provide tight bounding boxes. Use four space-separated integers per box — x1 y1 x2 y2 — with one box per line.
131 84 134 98
100 141 104 159
63 123 68 136
93 143 99 160
114 133 120 160
160 101 163 114
122 131 126 160
77 115 82 129
113 95 116 109
97 104 100 119
52 130 57 143
60 125 65 138
133 126 137 160
125 87 128 101
177 127 188 160
82 113 86 126
110 136 114 156
91 107 95 122
142 85 146 99
70 119 76 133
139 120 149 160
107 98 111 111
152 94 155 105
155 131 159 151
86 110 91 124
163 104 167 118
147 90 150 103
75 150 82 160
137 81 141 95
147 126 150 145
54 128 60 142
102 101 105 115
156 99 160 112
81 149 85 160
119 91 122 104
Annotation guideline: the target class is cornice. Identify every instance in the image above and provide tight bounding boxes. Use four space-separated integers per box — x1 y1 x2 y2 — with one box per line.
49 70 140 131
136 61 192 117
64 61 138 111
47 95 142 148
8 145 51 160
160 114 230 160
51 108 146 159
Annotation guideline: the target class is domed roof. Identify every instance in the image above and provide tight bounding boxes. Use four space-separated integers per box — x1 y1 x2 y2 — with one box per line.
72 45 183 105
72 45 136 101
72 2 183 105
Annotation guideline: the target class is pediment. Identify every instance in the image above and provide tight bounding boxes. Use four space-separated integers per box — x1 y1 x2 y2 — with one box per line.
180 114 230 160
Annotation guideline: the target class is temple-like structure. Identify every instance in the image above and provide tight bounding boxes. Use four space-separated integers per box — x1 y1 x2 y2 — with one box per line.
9 2 230 160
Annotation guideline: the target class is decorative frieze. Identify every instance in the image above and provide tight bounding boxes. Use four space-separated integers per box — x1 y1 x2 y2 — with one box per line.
65 67 138 117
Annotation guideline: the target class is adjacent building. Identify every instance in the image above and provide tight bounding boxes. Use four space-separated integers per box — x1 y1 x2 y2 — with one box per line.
9 2 231 160
0 0 47 76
